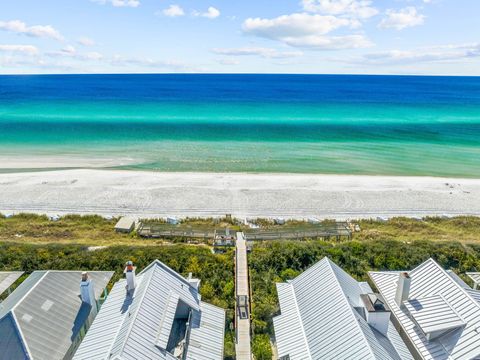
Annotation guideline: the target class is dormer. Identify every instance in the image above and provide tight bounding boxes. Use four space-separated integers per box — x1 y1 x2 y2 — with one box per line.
404 294 465 341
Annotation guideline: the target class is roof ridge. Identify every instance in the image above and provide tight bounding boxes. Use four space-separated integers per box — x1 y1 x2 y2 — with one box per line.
425 258 480 314
324 258 377 360
116 267 156 358
9 270 49 313
284 282 313 360
103 279 134 359
143 259 197 290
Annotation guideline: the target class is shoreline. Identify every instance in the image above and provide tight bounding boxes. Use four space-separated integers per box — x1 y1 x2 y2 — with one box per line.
1 156 480 180
1 169 480 219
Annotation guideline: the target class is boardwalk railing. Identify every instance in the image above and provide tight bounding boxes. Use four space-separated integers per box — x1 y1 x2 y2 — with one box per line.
243 223 352 241
138 222 352 241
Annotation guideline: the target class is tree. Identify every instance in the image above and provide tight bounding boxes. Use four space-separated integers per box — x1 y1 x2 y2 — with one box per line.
252 334 273 359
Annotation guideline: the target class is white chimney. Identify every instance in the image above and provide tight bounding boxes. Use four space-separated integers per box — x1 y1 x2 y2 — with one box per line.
124 261 137 292
187 272 201 290
361 293 391 335
395 272 411 306
80 272 97 311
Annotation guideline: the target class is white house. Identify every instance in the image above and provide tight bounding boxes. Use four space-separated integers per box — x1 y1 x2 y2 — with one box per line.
370 258 480 360
273 257 413 360
73 259 225 360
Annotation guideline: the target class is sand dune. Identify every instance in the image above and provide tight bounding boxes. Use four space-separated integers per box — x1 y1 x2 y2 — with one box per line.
0 169 479 219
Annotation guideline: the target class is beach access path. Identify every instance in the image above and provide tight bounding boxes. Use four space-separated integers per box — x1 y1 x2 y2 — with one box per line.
1 169 480 219
235 232 252 359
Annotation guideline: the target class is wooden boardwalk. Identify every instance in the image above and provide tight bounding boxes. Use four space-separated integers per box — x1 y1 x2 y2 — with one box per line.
235 232 252 359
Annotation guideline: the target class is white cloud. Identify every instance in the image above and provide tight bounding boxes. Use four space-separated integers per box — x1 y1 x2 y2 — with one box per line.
379 7 425 30
0 20 63 41
302 0 378 19
163 4 185 17
78 37 95 46
242 13 372 50
243 13 351 37
193 7 220 19
46 45 104 61
61 45 76 55
83 52 104 60
110 55 203 72
285 34 372 49
353 43 480 65
212 47 303 59
91 0 140 7
217 58 240 65
0 44 39 55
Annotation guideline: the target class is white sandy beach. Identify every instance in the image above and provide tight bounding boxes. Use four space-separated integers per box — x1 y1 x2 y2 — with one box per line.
0 169 479 219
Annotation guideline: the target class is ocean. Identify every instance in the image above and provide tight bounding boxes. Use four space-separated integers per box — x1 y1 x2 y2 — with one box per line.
1 74 479 177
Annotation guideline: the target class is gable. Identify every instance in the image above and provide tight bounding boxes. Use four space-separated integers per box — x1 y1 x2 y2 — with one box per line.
0 313 29 360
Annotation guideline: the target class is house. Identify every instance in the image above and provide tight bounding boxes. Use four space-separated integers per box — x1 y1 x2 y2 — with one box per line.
369 258 480 360
73 260 225 360
0 270 113 360
114 216 135 233
0 271 23 298
273 257 413 360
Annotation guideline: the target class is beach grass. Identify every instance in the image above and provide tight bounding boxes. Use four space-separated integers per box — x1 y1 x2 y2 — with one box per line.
0 213 140 246
2 213 480 246
356 216 480 243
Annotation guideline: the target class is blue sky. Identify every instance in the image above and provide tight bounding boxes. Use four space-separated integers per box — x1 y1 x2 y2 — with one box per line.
0 0 479 75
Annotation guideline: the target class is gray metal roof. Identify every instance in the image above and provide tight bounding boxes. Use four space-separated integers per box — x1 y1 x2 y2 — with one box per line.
273 257 413 360
466 272 480 286
0 272 24 296
446 270 470 289
73 259 225 360
370 258 480 360
114 217 135 231
0 270 113 360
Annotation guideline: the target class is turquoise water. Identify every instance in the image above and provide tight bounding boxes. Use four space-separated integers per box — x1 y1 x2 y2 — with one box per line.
1 74 479 176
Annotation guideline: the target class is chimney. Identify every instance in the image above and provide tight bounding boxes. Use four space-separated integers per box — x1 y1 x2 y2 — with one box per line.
395 272 411 306
80 272 97 311
124 261 137 292
187 272 201 290
360 293 391 335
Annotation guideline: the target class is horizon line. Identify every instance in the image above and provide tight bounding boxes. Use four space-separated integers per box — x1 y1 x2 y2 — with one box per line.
0 72 479 78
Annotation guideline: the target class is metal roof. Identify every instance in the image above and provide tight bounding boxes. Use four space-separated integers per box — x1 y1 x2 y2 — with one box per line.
370 258 480 360
0 270 113 360
0 272 23 296
73 259 225 360
114 217 135 231
446 270 470 289
186 302 226 360
404 295 464 338
273 257 413 360
466 272 480 287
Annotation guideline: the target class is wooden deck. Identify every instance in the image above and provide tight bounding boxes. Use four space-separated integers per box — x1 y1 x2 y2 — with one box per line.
235 232 252 359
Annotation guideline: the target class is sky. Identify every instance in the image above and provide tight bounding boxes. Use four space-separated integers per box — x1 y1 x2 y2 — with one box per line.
0 0 479 75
